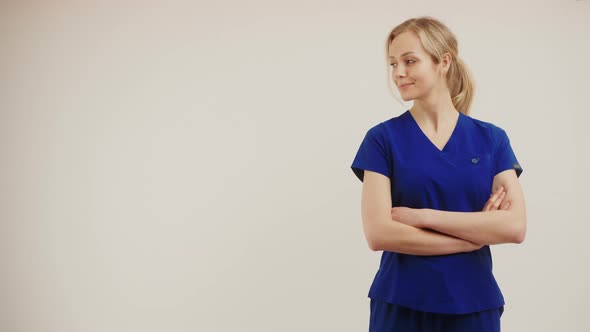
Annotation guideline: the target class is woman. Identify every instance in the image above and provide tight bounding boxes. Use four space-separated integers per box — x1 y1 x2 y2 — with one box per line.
350 16 526 331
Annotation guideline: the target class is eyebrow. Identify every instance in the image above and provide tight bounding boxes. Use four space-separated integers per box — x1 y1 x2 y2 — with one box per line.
388 51 416 59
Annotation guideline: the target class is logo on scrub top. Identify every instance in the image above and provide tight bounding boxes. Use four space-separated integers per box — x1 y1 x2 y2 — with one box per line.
471 157 480 164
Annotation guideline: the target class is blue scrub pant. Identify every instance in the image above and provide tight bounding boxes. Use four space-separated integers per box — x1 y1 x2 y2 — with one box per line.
369 298 504 332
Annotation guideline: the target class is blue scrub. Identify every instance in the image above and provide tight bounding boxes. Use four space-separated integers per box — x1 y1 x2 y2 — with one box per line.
370 298 504 332
351 110 523 329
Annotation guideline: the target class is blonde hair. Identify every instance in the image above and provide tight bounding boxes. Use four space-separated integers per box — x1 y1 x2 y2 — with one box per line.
385 16 475 115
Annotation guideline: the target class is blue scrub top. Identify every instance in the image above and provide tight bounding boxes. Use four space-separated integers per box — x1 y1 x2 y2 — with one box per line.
351 110 523 314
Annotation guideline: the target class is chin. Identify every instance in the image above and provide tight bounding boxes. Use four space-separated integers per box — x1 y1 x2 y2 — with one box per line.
400 93 414 101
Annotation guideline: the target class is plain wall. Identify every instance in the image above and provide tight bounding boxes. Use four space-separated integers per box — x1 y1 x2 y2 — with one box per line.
1 1 589 331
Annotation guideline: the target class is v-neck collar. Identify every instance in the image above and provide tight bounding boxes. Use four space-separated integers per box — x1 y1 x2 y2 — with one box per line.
405 109 463 153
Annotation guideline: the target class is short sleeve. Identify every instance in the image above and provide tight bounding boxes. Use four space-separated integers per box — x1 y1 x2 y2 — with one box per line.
350 126 391 182
494 128 523 178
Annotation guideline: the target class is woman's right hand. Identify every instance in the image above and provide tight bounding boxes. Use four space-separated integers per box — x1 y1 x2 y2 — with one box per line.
482 186 510 211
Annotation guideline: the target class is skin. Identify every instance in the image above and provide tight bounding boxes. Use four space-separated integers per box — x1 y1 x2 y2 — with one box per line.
361 31 527 252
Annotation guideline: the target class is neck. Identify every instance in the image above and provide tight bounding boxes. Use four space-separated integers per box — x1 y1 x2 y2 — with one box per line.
410 87 458 132
409 105 458 133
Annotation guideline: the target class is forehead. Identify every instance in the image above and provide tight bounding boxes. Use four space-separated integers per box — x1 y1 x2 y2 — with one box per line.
388 31 423 59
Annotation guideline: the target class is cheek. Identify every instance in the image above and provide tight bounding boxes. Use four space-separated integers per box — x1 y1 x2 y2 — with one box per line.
414 74 436 90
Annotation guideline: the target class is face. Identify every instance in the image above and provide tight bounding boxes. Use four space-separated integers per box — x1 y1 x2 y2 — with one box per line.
388 31 448 102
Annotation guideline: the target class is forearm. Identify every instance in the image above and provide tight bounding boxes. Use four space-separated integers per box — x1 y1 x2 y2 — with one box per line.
370 220 481 255
423 209 525 245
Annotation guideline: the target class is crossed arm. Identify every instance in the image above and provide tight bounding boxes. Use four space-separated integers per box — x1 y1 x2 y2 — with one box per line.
391 169 526 246
360 169 527 254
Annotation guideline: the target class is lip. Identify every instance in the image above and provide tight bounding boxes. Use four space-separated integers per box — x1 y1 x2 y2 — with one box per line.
399 83 414 88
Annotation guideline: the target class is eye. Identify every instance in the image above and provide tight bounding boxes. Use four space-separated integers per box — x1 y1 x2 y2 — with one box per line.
389 59 415 67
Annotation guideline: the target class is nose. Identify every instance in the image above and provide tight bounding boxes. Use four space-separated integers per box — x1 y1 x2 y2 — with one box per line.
392 65 406 80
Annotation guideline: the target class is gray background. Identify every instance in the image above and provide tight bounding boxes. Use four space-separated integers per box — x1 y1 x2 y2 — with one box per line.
1 0 588 331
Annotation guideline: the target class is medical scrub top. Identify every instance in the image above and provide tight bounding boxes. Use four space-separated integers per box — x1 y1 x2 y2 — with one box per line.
350 110 523 314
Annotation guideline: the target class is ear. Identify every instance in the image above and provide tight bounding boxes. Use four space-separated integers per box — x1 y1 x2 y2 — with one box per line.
441 52 452 76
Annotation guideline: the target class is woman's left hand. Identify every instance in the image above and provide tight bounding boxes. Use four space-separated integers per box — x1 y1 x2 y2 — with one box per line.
390 206 429 228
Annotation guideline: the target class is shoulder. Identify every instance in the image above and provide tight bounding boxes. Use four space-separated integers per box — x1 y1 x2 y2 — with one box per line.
370 112 408 136
464 113 505 133
462 113 509 143
363 113 404 138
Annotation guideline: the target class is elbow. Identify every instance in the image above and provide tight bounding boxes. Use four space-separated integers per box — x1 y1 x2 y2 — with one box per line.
367 225 388 251
368 241 381 251
514 228 526 244
365 218 402 251
512 221 527 244
364 219 385 251
367 233 383 251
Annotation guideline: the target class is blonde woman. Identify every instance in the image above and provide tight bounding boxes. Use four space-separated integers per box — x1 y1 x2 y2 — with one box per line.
351 16 526 331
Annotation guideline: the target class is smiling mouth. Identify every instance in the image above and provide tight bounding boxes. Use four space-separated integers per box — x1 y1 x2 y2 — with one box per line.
400 83 414 88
